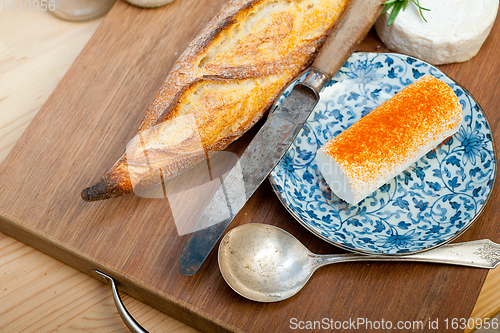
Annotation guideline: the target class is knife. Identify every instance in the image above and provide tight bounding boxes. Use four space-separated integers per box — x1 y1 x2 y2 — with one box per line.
179 0 386 276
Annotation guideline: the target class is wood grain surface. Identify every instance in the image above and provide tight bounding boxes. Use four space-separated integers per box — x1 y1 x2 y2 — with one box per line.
0 7 197 333
1 1 500 332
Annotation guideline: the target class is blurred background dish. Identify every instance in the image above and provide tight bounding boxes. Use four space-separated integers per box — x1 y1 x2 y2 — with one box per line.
125 0 176 8
50 0 116 21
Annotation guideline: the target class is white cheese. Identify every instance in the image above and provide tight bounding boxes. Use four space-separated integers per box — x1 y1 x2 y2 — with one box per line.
375 0 499 65
316 126 458 205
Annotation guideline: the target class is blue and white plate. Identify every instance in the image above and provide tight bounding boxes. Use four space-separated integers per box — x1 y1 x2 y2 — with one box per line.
269 52 497 255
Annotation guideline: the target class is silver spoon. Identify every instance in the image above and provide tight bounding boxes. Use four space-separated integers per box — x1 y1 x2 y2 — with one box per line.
218 223 500 302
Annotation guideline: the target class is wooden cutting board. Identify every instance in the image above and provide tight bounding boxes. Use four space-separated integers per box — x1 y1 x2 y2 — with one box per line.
1 1 499 332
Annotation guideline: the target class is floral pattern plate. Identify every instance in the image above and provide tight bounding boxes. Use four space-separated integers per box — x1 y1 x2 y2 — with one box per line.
269 52 497 255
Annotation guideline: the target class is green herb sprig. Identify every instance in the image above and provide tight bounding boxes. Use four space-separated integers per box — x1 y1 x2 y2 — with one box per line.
382 0 430 26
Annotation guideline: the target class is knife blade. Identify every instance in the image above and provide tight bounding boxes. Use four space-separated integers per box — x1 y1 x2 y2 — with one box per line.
179 0 386 276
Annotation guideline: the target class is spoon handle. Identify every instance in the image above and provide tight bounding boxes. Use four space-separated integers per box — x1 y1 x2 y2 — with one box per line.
313 239 500 269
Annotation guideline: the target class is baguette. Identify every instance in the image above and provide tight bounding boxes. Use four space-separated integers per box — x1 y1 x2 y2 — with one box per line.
81 0 350 201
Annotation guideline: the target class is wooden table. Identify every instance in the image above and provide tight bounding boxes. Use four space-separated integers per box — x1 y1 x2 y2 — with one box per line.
0 2 499 332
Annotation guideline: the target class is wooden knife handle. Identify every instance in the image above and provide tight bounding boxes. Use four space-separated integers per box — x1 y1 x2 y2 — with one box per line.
312 0 386 80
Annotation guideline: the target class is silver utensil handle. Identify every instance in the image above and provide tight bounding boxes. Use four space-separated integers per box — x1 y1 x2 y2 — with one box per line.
315 239 500 269
95 270 149 333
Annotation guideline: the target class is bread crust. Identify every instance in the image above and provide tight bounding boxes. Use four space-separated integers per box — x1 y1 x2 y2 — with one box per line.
82 0 349 201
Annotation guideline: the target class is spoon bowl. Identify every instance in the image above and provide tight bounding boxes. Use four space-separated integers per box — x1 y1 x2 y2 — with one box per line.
218 223 500 302
218 223 316 302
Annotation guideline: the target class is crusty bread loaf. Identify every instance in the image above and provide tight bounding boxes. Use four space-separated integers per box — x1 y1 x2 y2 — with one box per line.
81 0 350 201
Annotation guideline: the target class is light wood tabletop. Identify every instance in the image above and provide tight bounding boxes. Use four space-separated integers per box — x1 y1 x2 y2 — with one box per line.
0 4 499 333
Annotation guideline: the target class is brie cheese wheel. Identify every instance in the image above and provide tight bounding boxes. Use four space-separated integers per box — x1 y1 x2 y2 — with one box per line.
316 75 462 205
375 0 499 65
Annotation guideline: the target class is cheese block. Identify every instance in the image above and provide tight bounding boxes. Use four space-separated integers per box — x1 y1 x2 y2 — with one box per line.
375 0 499 65
316 75 463 205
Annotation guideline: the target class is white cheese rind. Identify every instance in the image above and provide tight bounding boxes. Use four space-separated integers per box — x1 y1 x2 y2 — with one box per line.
375 0 499 65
